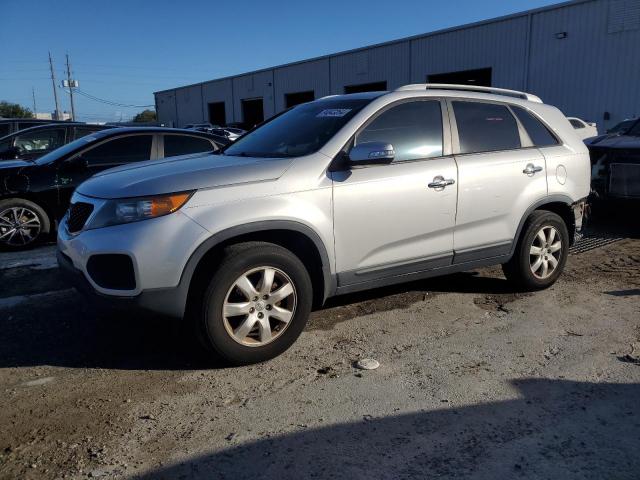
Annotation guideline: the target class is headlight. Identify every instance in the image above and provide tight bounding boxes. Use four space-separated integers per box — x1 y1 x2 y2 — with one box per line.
86 191 194 229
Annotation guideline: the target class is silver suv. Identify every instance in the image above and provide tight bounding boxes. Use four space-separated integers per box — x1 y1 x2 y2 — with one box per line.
57 84 590 365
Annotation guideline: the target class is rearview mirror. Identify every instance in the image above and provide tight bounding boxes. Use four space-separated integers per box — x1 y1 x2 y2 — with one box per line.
348 142 395 166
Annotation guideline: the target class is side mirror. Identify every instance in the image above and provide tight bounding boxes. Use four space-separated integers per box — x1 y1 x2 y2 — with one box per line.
348 142 395 166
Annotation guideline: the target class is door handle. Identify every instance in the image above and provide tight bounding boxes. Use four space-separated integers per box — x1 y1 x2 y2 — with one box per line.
523 163 543 175
428 176 456 189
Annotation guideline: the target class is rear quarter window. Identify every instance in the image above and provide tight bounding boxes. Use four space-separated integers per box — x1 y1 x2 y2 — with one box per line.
164 135 215 157
511 106 559 147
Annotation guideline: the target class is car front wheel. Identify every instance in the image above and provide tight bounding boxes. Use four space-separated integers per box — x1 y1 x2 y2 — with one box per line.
197 241 313 365
0 198 50 250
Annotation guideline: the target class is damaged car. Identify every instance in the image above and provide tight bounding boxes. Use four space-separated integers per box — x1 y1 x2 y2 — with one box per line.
0 127 224 249
587 118 640 200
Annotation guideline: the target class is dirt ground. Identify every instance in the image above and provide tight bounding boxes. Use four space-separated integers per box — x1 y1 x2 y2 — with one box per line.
1 205 639 480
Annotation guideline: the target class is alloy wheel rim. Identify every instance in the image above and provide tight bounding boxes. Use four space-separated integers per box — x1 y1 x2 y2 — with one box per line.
529 225 562 279
222 266 297 347
0 207 41 246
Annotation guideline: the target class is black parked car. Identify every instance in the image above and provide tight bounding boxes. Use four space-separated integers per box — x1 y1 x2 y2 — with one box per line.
606 118 637 135
0 127 225 248
0 123 114 161
0 118 74 138
587 119 640 200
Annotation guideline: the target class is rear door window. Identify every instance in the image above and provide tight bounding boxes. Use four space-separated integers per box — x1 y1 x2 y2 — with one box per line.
355 100 443 161
164 135 215 157
0 124 10 137
453 101 521 154
511 106 559 147
73 126 106 140
81 135 153 166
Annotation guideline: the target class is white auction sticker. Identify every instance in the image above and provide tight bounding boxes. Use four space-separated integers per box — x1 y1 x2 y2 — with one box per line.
316 109 351 118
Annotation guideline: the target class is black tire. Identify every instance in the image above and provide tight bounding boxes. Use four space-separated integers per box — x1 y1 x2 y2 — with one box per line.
196 241 313 366
502 210 569 291
0 198 50 250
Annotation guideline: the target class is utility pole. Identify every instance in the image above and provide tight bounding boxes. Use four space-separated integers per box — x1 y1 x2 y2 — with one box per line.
48 52 61 120
65 54 76 121
32 87 37 115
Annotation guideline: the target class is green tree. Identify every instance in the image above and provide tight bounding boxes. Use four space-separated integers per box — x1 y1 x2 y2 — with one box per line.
0 101 33 118
132 109 156 123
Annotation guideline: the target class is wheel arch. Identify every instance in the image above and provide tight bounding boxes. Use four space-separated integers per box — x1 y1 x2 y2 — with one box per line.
511 195 577 256
180 221 335 318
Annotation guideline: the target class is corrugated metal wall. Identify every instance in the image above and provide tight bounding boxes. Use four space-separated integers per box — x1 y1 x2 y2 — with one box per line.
528 0 640 127
175 84 204 126
330 42 411 93
410 16 529 89
232 70 276 123
202 79 234 124
273 58 331 111
156 0 640 131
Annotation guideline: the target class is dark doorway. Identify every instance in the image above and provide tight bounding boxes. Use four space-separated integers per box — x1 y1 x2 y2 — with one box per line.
344 81 388 94
285 90 315 108
241 98 264 129
428 68 492 87
208 102 226 127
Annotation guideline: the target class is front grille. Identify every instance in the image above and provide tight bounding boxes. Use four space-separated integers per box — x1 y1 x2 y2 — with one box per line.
610 163 640 198
67 202 94 233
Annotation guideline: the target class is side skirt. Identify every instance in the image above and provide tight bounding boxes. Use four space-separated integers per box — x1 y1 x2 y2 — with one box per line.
334 248 512 297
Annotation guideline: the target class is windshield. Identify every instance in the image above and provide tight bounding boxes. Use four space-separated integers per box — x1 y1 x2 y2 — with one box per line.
223 97 376 158
34 134 102 165
626 119 640 136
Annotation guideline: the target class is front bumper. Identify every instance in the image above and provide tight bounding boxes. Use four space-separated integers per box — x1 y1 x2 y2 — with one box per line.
57 249 185 317
56 192 211 318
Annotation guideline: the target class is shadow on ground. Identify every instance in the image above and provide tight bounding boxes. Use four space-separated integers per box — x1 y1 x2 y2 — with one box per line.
133 378 640 479
0 268 515 370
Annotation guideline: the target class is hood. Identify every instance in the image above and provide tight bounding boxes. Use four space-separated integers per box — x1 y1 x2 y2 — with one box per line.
77 152 293 199
587 134 640 149
0 159 32 170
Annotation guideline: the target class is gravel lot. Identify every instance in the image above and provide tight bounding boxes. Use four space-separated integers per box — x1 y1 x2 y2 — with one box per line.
1 205 639 480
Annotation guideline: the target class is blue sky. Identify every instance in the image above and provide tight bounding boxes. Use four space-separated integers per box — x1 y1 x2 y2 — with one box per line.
0 0 559 122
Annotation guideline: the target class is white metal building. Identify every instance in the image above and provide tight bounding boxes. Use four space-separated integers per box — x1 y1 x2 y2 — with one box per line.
154 0 640 133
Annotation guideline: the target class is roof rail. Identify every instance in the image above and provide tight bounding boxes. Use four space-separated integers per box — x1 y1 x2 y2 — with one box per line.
395 83 542 103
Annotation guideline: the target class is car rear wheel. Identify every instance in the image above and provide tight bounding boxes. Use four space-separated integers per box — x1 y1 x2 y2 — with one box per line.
197 241 312 365
0 198 50 250
502 210 569 290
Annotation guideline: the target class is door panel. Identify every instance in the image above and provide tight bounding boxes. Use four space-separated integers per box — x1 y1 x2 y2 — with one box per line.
453 148 547 255
332 157 458 285
448 99 548 258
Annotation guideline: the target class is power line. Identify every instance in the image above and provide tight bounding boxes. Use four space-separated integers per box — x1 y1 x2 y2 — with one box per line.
59 86 153 108
75 89 154 108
